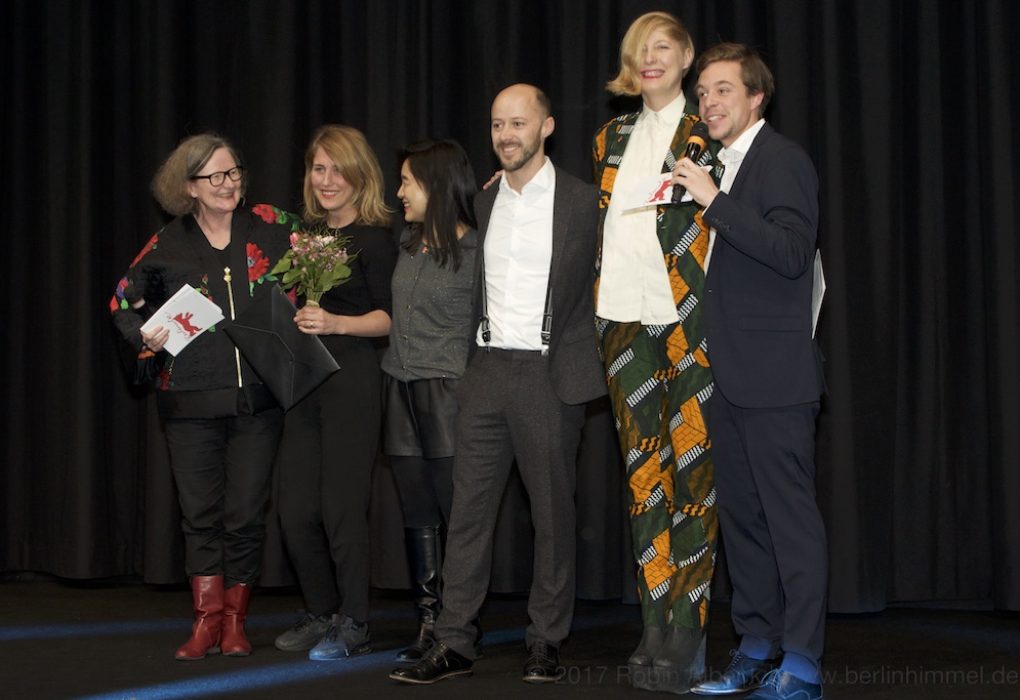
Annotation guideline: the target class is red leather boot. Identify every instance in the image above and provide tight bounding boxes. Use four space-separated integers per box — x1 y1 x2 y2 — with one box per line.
222 583 253 656
175 575 224 660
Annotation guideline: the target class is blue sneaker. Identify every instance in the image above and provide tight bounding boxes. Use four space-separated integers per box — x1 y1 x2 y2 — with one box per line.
309 614 371 660
745 669 823 700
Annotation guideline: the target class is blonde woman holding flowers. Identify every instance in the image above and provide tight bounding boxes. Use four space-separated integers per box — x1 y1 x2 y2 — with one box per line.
273 124 397 660
109 133 297 660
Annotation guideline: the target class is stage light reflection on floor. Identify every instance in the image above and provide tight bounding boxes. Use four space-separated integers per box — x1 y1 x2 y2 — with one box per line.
0 610 410 642
75 627 528 700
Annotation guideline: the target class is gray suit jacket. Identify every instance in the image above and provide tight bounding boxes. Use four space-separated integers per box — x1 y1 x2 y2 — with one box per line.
472 165 607 405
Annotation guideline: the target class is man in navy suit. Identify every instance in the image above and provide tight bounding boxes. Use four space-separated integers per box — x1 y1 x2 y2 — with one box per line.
390 83 606 686
672 44 827 700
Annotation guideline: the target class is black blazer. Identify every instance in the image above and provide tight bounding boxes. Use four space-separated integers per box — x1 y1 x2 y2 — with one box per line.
472 165 607 406
703 124 825 408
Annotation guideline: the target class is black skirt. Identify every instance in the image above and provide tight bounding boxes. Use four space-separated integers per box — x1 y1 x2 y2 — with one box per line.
382 375 459 459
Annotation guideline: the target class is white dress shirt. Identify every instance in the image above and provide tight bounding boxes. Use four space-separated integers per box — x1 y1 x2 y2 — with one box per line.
596 93 688 325
477 157 555 350
704 118 767 271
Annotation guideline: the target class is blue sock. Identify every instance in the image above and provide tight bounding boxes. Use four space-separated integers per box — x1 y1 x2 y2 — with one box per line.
738 635 778 661
780 652 821 684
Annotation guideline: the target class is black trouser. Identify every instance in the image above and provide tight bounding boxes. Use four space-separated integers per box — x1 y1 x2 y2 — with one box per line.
163 408 284 587
276 337 380 622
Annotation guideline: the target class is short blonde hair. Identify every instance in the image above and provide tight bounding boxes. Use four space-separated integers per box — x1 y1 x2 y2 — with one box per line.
302 124 392 227
151 133 245 217
606 11 695 97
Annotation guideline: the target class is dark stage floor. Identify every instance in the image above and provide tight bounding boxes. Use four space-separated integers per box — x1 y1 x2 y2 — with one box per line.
0 580 1017 699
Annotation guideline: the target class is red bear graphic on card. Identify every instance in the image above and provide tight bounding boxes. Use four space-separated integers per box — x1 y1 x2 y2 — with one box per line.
650 178 672 202
171 311 203 336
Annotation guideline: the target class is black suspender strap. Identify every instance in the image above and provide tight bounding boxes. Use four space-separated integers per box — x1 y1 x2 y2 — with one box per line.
480 263 553 354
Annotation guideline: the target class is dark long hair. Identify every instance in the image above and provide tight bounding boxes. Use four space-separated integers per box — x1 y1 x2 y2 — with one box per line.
400 139 478 270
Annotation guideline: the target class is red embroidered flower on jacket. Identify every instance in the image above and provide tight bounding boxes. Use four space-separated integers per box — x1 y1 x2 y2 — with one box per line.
252 204 278 223
247 243 270 282
131 233 160 266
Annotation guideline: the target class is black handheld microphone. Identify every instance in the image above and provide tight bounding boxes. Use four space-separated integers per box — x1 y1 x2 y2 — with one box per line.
671 121 710 205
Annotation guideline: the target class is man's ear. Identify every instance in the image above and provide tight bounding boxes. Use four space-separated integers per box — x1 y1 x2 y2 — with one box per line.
542 116 555 139
751 91 765 119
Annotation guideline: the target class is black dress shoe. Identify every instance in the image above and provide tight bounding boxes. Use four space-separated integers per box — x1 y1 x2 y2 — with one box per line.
389 642 473 685
522 640 563 683
692 650 774 695
745 670 823 700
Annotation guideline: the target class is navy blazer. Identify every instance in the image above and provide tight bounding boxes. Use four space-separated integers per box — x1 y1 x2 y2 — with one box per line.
703 124 825 408
472 165 607 406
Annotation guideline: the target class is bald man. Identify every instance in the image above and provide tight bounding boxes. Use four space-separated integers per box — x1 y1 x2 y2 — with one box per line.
390 84 606 686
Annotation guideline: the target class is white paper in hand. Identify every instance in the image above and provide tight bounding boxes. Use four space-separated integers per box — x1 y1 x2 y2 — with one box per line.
812 250 826 338
620 166 716 212
141 284 225 356
621 173 678 211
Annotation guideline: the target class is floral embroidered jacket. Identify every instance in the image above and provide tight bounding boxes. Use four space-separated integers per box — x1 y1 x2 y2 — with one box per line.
109 204 299 395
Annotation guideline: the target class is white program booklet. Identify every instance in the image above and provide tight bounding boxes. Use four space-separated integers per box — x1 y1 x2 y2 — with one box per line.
140 284 225 356
620 166 715 211
812 249 826 338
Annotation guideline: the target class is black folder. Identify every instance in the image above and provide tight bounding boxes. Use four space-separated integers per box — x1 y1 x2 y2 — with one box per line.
224 284 339 410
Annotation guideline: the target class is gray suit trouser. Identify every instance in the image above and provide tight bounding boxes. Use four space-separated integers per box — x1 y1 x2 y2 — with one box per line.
435 348 585 658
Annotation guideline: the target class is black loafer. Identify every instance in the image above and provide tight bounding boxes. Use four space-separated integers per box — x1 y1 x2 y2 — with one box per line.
522 640 564 683
389 642 473 685
693 650 774 695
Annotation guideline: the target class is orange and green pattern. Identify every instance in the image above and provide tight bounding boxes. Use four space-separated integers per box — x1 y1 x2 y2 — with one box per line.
593 109 718 631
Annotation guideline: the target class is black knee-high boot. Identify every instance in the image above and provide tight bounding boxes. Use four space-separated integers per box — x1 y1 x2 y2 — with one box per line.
396 525 442 662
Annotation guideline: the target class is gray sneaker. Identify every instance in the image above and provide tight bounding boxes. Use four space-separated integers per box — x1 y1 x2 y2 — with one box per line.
274 611 333 651
309 614 371 660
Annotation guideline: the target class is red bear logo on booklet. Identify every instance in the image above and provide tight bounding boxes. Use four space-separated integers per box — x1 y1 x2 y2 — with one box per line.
649 178 673 202
171 311 203 337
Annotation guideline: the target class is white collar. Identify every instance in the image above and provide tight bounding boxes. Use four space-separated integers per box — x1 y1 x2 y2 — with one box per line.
639 93 687 128
499 156 554 195
719 118 767 163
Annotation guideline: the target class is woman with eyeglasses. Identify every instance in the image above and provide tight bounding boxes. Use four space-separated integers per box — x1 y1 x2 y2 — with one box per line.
109 133 299 660
382 139 478 662
271 124 397 661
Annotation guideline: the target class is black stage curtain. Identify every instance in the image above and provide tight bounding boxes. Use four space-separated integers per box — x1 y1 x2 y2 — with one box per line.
2 0 1017 613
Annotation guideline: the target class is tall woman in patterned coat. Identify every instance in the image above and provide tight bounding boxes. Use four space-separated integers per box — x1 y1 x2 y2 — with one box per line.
592 11 718 693
272 125 397 660
382 139 479 662
109 133 297 660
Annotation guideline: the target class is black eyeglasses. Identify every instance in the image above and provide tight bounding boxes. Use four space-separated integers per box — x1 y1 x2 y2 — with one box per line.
190 166 244 186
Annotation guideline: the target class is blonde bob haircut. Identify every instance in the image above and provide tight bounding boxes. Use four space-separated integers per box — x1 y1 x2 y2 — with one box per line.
151 133 246 217
302 124 392 228
606 11 695 97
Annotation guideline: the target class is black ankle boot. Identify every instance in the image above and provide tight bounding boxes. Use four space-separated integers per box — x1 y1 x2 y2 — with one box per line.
650 626 706 694
396 525 441 662
627 624 665 691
